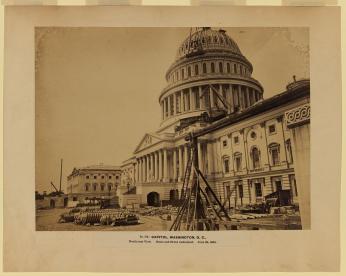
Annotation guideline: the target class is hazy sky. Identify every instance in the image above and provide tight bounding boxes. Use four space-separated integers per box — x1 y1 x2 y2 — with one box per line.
35 27 309 193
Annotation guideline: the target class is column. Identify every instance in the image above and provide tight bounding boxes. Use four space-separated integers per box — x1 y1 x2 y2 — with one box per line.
239 85 245 109
229 84 234 112
247 87 251 107
173 93 176 115
180 91 184 112
150 153 154 182
251 88 256 104
138 158 142 183
198 141 203 173
154 152 158 181
168 96 171 117
178 146 184 181
210 86 214 108
161 102 164 120
184 144 189 175
173 149 177 181
189 88 194 110
158 150 163 181
163 149 168 182
136 160 139 183
146 155 150 183
207 142 214 175
199 86 205 109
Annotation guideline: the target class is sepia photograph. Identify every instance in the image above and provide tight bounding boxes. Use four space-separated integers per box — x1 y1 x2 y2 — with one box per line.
35 26 311 231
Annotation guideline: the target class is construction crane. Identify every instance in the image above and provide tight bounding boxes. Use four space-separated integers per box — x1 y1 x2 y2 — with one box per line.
170 133 233 231
49 158 64 196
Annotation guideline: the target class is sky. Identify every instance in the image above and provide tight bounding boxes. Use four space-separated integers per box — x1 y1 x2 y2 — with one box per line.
35 27 309 193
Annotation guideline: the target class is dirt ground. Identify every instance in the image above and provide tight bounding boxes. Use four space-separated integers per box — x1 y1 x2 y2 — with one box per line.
36 208 172 231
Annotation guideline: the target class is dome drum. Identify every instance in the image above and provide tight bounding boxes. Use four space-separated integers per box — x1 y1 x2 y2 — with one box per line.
159 28 264 129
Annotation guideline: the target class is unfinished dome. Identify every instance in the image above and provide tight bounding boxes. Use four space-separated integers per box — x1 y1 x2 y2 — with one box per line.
159 27 264 130
176 27 243 60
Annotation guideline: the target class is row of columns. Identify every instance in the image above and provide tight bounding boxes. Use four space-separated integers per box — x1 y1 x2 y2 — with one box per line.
135 144 195 183
161 84 262 120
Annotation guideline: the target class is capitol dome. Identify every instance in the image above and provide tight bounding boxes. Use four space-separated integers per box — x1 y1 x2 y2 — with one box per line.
159 27 264 130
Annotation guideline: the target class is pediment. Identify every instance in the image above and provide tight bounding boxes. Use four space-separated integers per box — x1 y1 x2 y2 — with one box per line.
134 133 163 153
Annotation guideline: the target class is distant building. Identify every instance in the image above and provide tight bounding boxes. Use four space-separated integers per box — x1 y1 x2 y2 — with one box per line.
67 164 121 203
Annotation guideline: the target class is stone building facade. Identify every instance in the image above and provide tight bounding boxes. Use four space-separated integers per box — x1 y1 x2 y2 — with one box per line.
67 164 121 203
119 28 310 210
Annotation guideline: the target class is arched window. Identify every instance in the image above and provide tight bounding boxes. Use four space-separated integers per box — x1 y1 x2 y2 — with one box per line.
234 152 242 172
100 183 105 191
223 156 230 173
234 64 237 74
227 63 231 73
203 63 207 74
211 62 215 73
85 183 90 191
181 68 185 79
251 147 261 169
269 143 280 166
93 183 97 191
107 183 112 191
188 66 191 77
219 62 223 73
195 64 199 75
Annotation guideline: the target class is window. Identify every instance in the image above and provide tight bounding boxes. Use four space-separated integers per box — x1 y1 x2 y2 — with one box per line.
108 184 112 191
194 64 199 75
238 184 244 198
225 185 231 199
116 175 119 180
109 175 112 179
93 183 97 191
234 153 242 171
250 131 257 140
93 175 97 179
227 63 231 73
233 136 239 144
223 157 230 173
269 143 280 166
211 62 215 73
251 147 260 169
219 62 223 73
101 175 105 179
254 182 262 197
203 63 207 74
222 140 228 147
286 139 293 163
86 175 89 179
269 124 276 134
181 68 185 79
73 197 77 201
85 183 90 191
234 64 237 74
275 180 282 191
188 66 191 77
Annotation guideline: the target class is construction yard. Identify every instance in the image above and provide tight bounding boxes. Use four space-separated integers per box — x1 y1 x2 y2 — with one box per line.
36 205 302 231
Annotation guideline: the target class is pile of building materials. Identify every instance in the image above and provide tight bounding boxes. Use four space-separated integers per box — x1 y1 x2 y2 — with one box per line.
58 208 139 226
138 206 179 217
